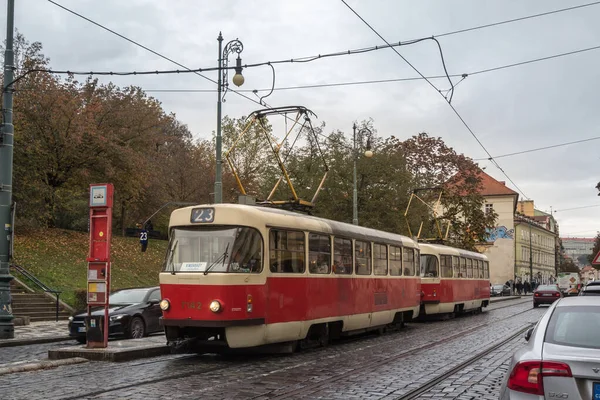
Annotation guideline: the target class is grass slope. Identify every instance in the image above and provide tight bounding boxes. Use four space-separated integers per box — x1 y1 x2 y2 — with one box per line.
12 228 167 308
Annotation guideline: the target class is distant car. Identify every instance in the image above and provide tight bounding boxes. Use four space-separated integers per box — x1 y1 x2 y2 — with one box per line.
579 284 600 296
491 284 511 296
532 284 562 308
500 296 600 399
68 287 162 343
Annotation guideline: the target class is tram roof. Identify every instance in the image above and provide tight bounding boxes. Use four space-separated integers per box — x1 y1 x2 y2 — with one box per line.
172 203 418 248
418 242 487 260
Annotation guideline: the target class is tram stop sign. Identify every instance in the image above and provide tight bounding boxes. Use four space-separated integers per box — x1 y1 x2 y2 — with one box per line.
140 229 148 252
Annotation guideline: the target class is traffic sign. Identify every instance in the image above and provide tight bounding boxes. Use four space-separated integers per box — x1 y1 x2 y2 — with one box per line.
592 251 600 265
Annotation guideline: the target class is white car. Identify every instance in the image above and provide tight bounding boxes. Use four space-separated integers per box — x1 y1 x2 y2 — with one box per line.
500 296 600 399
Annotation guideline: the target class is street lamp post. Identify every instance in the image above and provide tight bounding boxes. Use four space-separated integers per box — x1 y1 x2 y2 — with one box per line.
352 123 373 226
529 220 533 284
215 33 244 204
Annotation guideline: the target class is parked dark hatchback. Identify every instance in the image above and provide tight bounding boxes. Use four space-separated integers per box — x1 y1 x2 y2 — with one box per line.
533 284 562 308
491 284 511 296
68 287 162 343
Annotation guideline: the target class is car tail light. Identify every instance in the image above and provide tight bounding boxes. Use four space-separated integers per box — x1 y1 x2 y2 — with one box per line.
554 292 560 297
507 361 572 395
534 293 540 297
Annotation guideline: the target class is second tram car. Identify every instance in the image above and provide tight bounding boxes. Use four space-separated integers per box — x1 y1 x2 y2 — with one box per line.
418 243 491 317
159 204 422 352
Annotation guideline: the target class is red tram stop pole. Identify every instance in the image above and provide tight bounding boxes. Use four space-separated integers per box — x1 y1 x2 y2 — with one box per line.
86 184 113 348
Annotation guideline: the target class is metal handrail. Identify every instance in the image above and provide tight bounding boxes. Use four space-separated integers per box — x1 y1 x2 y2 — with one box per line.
10 264 62 322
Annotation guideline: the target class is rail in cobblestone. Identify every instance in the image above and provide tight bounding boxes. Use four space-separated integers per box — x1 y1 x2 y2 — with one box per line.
397 324 531 399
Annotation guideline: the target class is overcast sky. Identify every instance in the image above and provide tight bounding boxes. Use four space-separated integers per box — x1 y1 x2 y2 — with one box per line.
3 0 600 237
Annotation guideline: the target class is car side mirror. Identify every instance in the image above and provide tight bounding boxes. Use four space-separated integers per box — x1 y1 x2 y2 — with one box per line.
524 327 534 342
149 300 159 305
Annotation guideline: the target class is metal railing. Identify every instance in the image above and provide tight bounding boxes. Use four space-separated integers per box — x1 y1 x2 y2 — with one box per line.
10 264 62 322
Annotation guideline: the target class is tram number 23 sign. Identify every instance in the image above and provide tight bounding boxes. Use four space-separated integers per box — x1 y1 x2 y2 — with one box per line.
191 208 215 223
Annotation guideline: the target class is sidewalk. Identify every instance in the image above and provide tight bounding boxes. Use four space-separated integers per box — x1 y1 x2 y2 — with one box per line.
0 321 71 348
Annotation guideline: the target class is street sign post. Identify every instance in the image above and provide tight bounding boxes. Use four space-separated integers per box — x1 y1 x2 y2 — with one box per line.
86 184 113 348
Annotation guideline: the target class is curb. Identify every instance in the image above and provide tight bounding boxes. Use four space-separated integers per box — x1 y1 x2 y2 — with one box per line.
0 336 72 348
0 357 88 376
48 344 171 362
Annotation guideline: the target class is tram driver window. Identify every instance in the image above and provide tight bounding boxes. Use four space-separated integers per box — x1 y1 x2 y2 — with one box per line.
269 229 305 273
403 247 415 276
309 233 331 274
420 254 438 278
389 246 402 276
333 237 353 274
355 240 372 275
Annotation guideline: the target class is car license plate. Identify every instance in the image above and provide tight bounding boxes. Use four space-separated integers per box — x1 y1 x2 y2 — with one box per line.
593 382 600 399
78 327 86 333
542 293 552 296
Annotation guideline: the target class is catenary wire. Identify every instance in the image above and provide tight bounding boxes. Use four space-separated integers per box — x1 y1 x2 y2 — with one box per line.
340 0 529 200
475 136 600 160
554 204 600 212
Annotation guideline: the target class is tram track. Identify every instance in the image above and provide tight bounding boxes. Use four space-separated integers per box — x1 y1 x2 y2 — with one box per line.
397 324 531 399
249 307 535 400
42 300 535 399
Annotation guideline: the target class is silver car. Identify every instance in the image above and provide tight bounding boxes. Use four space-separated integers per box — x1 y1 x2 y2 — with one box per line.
500 296 600 399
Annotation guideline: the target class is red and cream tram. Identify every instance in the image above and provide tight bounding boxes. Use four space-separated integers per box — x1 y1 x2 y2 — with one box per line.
158 204 421 352
418 243 490 317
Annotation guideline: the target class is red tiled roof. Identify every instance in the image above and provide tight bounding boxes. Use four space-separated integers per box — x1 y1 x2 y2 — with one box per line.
477 170 519 197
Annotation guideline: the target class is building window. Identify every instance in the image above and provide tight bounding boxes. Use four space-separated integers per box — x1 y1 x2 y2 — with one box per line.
485 203 494 214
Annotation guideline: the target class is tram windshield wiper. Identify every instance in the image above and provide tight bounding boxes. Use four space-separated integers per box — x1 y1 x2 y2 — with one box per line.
203 243 230 276
167 239 178 275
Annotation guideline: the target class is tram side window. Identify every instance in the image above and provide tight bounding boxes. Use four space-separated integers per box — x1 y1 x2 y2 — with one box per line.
459 257 467 278
440 255 453 278
355 240 372 275
476 260 483 279
389 246 402 276
452 256 460 278
333 237 353 274
403 247 416 276
484 261 490 279
309 233 331 274
466 258 473 278
373 243 388 276
269 229 305 273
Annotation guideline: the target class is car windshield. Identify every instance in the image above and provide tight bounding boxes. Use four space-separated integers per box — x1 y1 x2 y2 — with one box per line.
109 289 149 304
163 226 263 274
545 306 600 348
536 285 557 291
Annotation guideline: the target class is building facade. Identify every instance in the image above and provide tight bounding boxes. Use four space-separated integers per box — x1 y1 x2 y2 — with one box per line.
474 171 518 286
561 237 595 268
514 214 558 285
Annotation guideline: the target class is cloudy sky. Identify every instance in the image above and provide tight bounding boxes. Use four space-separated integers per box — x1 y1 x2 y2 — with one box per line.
3 0 600 237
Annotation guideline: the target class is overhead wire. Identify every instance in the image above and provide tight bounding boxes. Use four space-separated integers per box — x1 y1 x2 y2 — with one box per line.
339 0 529 199
475 136 600 160
554 205 600 212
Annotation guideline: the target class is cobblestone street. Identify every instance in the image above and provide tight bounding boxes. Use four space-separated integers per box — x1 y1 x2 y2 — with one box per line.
2 298 545 400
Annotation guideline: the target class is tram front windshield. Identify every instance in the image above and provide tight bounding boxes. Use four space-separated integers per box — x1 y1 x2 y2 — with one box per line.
163 226 263 274
419 254 439 277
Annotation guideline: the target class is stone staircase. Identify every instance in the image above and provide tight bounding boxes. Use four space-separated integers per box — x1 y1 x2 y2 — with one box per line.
10 279 72 322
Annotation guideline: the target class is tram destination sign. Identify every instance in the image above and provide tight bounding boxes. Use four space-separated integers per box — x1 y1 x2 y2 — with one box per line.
191 207 215 223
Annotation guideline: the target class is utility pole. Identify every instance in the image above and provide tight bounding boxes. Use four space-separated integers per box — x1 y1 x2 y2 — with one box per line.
0 0 15 339
529 220 533 285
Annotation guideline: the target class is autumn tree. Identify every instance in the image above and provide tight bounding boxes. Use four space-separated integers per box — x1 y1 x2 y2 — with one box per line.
392 133 497 250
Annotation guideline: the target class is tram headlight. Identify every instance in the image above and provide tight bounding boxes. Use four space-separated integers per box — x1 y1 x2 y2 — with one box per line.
159 299 170 311
209 300 222 313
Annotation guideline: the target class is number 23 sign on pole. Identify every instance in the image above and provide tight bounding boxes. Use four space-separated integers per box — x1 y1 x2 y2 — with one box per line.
140 229 148 252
